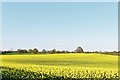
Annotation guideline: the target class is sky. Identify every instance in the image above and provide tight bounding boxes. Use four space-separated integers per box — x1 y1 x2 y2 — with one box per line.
2 2 118 51
1 0 119 2
0 2 2 51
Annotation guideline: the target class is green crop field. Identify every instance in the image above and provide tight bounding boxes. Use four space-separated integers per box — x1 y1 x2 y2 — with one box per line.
0 53 119 80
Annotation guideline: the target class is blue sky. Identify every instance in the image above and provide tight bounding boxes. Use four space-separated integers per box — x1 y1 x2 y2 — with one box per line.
2 2 118 51
1 0 119 2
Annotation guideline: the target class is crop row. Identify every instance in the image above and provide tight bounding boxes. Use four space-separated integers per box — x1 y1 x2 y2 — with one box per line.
1 66 119 80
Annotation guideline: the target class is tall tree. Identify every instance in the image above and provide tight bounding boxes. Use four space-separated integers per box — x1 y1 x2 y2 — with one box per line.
33 48 39 53
74 47 84 53
28 49 33 53
42 49 46 53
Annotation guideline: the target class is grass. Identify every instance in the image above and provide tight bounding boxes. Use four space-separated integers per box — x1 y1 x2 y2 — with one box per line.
1 53 119 79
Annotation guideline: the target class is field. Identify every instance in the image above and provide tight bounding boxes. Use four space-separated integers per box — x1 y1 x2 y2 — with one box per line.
0 53 119 80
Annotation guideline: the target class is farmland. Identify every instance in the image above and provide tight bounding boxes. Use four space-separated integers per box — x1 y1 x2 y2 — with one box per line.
1 53 119 79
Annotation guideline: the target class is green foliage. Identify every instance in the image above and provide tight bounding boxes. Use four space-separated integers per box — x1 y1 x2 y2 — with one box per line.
33 48 39 54
74 47 84 53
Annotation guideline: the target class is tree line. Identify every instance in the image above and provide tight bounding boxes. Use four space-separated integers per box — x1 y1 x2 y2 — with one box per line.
1 47 120 56
1 47 84 54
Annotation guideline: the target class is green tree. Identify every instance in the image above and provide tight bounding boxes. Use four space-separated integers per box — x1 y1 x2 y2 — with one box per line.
33 48 39 53
42 49 46 53
50 49 56 53
28 49 33 53
74 47 84 53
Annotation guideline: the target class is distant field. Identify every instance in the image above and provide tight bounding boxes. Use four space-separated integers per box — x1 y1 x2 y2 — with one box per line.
1 53 119 79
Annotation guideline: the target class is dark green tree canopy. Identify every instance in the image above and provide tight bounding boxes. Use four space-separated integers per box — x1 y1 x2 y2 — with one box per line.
33 48 39 53
42 49 46 53
74 47 84 53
